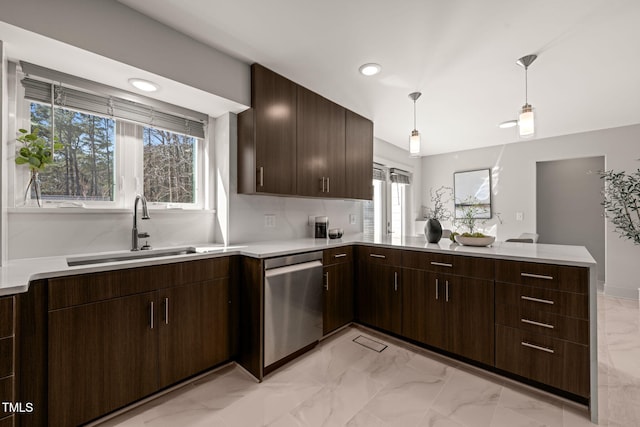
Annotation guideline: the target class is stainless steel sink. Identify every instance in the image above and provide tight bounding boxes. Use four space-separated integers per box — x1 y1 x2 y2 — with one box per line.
66 247 197 266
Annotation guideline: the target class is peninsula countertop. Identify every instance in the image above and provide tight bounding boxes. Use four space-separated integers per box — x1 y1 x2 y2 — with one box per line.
0 234 597 296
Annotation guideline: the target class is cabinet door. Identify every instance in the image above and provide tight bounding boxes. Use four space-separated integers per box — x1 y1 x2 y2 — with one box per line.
253 64 297 195
345 110 373 200
323 262 354 335
401 269 446 350
357 262 401 334
48 292 159 427
158 278 230 388
445 276 495 365
297 86 346 197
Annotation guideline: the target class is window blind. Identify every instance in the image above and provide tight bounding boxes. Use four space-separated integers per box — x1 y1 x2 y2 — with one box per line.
389 168 411 185
373 165 386 181
20 65 207 139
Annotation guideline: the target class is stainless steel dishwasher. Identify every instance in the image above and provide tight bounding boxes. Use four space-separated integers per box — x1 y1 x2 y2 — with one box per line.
264 251 323 367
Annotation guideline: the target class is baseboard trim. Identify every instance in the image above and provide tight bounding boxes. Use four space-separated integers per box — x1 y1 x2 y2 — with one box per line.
603 283 639 300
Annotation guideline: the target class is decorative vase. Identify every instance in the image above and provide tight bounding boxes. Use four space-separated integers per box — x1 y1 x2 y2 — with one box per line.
24 170 42 207
424 218 443 243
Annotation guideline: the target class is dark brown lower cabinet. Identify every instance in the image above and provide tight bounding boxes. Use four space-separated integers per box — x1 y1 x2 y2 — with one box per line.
495 324 589 397
49 292 159 426
356 262 401 335
401 269 494 366
158 278 230 388
323 261 354 335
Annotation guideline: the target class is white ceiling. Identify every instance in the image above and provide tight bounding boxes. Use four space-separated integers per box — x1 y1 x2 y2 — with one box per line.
117 0 640 156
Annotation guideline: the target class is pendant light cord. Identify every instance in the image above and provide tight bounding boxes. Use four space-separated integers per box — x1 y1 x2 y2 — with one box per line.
413 99 417 130
524 66 528 105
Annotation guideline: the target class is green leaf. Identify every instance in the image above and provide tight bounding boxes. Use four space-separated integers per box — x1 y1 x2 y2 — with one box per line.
18 128 28 134
28 157 41 168
15 157 28 165
19 147 30 157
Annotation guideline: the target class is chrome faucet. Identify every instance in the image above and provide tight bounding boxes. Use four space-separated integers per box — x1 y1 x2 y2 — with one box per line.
132 194 151 251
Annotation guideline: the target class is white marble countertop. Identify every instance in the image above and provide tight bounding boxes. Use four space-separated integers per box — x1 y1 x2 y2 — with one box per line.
0 234 596 296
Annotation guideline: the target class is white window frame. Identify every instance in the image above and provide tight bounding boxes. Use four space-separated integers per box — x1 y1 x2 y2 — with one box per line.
9 66 208 211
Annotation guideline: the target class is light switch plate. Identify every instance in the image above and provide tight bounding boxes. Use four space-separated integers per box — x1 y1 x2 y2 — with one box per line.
349 214 357 225
516 212 524 221
264 214 276 228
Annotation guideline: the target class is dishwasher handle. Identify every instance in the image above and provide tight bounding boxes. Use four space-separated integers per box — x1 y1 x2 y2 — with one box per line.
264 260 323 277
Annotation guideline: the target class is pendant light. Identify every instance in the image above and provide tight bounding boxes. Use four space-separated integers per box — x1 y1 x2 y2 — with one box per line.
408 91 422 157
516 54 537 138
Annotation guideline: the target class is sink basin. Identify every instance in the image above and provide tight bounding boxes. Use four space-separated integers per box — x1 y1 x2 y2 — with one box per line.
67 247 197 266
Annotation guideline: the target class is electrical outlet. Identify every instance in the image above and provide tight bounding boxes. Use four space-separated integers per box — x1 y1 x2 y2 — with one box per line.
349 214 357 225
264 214 276 228
516 212 524 221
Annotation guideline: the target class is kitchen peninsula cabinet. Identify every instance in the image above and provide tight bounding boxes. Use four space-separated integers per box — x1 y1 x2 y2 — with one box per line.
323 247 354 334
356 246 402 335
0 296 15 426
297 86 346 197
400 252 494 365
238 63 297 195
19 257 233 427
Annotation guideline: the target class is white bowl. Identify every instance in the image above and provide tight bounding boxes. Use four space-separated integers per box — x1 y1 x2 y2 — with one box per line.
454 235 496 247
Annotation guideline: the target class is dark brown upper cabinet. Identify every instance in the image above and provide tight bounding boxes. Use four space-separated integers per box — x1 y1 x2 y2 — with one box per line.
297 86 346 197
238 64 297 195
238 64 373 200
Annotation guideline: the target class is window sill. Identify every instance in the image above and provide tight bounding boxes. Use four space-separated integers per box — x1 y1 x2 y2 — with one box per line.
8 207 216 214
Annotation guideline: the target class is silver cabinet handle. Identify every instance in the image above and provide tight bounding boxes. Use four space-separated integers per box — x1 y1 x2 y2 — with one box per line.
150 301 154 329
521 341 555 354
445 280 449 302
394 272 398 291
370 254 386 259
321 177 326 193
327 177 330 193
521 272 553 280
521 318 554 329
324 272 329 291
431 262 453 268
334 253 347 258
435 278 439 300
521 295 555 305
164 297 169 325
258 167 264 187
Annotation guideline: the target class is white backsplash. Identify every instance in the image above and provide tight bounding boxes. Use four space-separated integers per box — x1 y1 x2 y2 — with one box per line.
7 210 215 259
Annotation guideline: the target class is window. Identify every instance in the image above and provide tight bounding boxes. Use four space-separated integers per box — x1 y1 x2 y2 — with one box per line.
12 62 208 209
363 164 412 239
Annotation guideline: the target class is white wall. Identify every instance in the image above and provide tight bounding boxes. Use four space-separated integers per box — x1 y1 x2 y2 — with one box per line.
0 0 249 106
421 124 640 299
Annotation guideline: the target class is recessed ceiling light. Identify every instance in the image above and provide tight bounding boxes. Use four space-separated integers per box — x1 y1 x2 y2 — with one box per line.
128 78 159 92
359 63 381 76
498 120 518 129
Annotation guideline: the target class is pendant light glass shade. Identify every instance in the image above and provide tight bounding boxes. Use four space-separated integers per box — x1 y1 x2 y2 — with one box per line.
409 130 421 156
518 104 535 137
408 92 422 157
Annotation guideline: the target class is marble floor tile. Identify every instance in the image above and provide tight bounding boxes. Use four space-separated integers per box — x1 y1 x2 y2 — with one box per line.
98 293 640 427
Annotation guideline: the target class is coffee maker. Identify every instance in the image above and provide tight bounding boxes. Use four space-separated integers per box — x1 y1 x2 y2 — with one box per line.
314 216 328 238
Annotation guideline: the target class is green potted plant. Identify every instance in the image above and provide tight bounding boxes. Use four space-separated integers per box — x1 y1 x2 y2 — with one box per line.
423 186 453 243
600 168 640 245
15 127 62 207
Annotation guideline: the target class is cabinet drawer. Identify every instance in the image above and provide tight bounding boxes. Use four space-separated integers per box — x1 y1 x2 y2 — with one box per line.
495 282 588 320
323 246 353 265
0 297 14 338
496 325 589 397
496 302 589 345
401 251 493 279
495 260 588 293
0 338 12 378
49 263 181 310
180 256 231 283
358 246 401 265
0 376 13 419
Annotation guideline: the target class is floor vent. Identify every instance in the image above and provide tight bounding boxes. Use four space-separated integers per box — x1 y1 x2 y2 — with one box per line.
353 335 387 352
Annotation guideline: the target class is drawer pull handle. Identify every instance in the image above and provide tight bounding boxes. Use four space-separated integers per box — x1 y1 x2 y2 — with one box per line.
521 272 554 280
150 301 154 329
435 278 439 300
324 272 329 291
370 254 386 259
431 262 453 268
521 341 555 354
334 253 347 258
521 318 554 329
521 295 555 305
164 297 169 325
445 280 450 302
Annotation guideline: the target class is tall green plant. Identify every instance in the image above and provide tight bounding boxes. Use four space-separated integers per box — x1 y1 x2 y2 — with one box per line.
601 168 640 245
15 128 62 172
